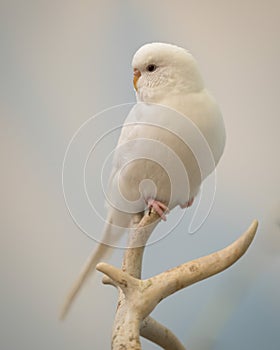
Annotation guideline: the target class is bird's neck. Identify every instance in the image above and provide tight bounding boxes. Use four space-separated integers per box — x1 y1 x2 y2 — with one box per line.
137 78 204 104
136 86 167 104
136 87 201 105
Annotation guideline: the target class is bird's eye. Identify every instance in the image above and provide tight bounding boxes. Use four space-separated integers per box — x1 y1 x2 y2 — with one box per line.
146 64 157 72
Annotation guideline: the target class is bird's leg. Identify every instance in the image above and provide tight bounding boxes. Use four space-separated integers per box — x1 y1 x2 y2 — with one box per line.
180 197 194 209
147 199 169 221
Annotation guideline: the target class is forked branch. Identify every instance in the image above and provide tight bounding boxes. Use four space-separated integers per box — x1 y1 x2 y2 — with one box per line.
97 213 258 350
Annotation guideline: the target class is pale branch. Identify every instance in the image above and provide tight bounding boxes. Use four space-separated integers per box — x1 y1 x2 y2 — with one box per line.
97 269 186 350
141 220 259 311
100 210 187 349
109 211 159 350
118 210 187 350
97 216 258 349
99 211 185 349
96 262 139 291
140 317 186 350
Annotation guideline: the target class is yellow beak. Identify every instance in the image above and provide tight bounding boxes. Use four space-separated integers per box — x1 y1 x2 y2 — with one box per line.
133 69 141 91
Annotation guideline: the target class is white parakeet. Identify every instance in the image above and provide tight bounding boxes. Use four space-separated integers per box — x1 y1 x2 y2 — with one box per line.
61 42 226 318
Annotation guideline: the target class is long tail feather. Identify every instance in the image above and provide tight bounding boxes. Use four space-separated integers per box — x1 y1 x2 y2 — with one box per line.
60 210 132 319
60 241 112 319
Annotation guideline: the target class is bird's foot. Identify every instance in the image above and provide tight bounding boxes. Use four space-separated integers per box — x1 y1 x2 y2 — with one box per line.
180 197 194 209
147 199 169 221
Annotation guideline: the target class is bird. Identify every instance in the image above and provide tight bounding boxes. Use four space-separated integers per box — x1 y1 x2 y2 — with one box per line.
60 42 226 319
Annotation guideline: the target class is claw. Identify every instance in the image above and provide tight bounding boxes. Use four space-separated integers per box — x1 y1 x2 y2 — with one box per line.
147 199 169 221
180 197 194 209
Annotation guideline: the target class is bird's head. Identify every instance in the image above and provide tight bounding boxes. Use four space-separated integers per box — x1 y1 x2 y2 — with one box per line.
132 42 204 102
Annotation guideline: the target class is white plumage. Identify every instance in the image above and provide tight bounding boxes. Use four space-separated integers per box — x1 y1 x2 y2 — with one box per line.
61 42 226 318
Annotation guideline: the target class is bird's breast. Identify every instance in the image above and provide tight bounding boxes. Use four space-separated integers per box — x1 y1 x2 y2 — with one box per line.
110 95 225 212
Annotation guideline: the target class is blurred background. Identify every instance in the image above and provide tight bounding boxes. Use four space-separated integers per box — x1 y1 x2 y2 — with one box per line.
1 1 280 349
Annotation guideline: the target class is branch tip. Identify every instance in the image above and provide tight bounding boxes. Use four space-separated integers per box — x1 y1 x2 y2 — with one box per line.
96 262 138 292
